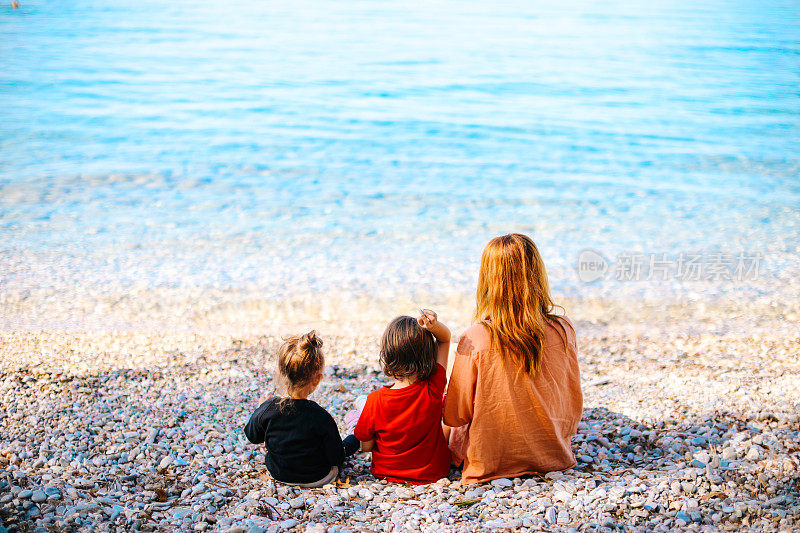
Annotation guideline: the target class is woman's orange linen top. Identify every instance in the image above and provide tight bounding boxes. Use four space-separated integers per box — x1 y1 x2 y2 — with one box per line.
443 315 582 484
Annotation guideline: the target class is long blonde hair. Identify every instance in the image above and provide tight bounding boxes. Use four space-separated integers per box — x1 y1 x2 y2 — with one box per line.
475 234 563 374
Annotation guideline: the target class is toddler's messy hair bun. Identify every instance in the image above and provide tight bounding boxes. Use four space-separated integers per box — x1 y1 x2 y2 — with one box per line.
298 330 323 353
276 330 325 396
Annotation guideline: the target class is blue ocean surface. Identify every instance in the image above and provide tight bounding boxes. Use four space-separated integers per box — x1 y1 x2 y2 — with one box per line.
1 0 799 297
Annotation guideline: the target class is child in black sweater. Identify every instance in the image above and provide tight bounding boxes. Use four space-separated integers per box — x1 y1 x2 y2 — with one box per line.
245 331 356 487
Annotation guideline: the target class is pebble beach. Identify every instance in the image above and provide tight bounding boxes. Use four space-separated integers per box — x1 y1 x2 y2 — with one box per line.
1 289 798 532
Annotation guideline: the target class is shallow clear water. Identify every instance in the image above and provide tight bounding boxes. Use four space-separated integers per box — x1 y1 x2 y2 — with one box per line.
2 0 799 297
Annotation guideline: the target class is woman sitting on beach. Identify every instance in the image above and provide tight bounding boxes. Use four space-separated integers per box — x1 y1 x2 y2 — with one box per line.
443 234 583 484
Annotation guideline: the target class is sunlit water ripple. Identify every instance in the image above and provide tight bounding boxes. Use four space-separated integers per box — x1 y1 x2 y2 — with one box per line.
1 0 799 300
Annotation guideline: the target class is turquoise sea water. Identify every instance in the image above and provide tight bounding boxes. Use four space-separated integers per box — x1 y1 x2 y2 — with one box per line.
1 0 799 297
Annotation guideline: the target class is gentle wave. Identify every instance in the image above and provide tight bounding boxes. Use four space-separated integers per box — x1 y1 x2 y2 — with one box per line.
1 0 799 300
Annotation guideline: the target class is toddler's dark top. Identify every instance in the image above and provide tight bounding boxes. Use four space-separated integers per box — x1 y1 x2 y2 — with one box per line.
244 398 344 484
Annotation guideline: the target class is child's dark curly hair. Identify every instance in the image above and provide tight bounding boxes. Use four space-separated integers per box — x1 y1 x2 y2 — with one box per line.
380 316 436 381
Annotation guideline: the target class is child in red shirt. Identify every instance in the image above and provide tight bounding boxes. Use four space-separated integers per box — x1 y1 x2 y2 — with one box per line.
354 309 451 484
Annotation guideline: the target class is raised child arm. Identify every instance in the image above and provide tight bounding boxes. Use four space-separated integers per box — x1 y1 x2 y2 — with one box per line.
419 309 450 369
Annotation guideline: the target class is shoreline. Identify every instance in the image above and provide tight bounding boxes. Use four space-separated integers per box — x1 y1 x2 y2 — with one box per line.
2 285 798 333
